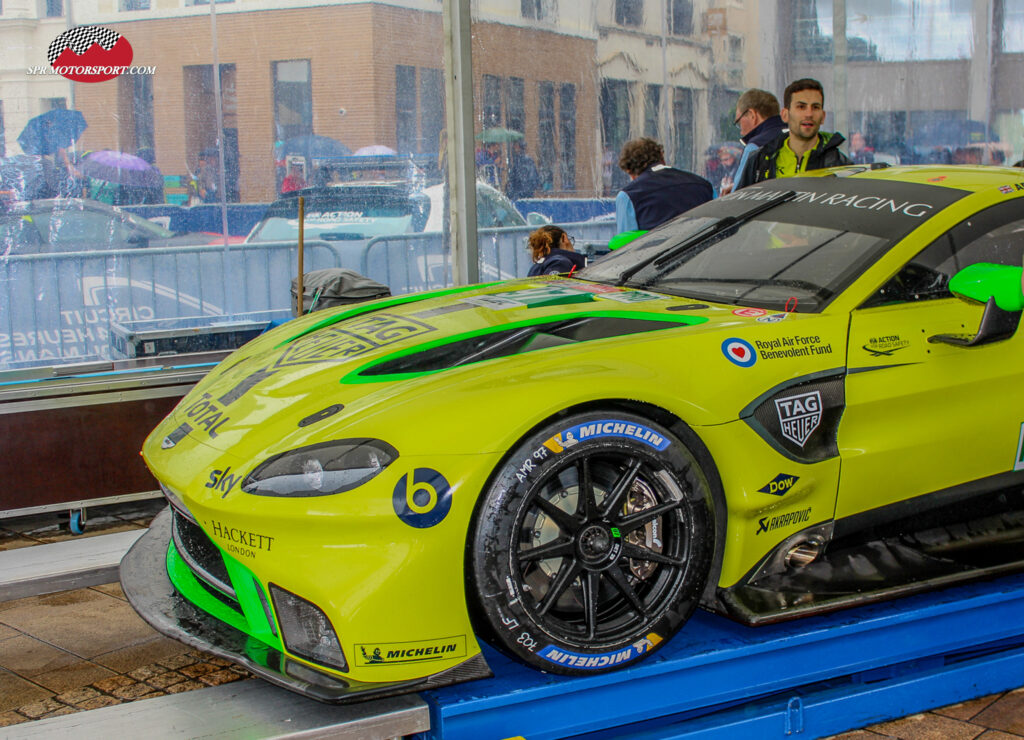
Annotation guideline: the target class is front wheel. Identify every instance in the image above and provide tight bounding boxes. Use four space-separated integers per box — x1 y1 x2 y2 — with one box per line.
469 411 715 675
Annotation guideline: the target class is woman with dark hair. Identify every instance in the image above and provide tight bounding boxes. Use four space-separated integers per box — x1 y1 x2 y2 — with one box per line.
527 225 587 277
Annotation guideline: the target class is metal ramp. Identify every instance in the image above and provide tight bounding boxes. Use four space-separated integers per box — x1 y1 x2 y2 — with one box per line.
4 530 1024 739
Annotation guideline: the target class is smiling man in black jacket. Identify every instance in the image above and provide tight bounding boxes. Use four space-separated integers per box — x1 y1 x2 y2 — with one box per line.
736 78 851 188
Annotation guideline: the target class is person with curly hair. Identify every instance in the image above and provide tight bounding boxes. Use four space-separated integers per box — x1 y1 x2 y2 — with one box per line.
526 225 587 277
615 137 713 235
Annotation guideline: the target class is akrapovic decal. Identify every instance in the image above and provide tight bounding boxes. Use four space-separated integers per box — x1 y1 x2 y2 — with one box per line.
756 507 812 535
542 420 670 454
392 468 452 528
1014 423 1024 472
538 633 662 669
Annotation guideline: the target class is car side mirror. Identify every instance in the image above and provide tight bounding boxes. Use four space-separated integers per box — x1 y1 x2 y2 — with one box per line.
929 262 1023 348
526 212 551 226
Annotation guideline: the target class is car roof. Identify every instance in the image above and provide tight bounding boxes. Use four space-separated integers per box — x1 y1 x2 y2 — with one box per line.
811 164 1024 194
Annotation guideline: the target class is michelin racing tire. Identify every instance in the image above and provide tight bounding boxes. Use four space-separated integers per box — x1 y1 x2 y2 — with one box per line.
469 410 715 675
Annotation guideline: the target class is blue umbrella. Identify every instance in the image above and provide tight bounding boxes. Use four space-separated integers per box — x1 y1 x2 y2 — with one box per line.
279 134 351 161
17 109 88 156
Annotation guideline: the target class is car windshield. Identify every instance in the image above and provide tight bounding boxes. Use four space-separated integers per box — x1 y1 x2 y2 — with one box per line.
248 187 430 242
580 176 970 313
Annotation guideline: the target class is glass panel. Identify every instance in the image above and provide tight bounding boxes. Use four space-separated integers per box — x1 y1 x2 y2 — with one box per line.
0 0 449 370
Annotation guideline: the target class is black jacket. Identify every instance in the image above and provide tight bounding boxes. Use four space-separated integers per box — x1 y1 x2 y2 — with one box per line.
733 115 787 190
737 131 852 187
528 248 587 277
620 165 713 230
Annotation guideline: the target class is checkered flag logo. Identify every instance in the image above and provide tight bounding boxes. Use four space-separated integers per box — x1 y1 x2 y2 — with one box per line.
48 26 121 66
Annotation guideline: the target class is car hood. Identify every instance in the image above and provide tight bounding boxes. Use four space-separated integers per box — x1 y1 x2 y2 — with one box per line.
142 277 801 485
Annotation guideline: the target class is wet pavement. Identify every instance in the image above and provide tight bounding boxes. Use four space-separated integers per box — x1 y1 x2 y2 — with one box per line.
0 500 1022 737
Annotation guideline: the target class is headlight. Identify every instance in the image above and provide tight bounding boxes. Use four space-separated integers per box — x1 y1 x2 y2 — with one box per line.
241 439 397 497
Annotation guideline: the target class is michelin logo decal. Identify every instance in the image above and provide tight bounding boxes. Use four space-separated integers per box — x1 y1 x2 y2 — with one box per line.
543 420 670 454
539 633 663 669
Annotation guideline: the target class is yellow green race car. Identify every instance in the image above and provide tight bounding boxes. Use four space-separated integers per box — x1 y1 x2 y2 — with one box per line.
122 165 1024 702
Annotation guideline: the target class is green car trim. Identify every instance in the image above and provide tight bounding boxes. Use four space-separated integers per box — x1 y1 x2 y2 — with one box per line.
277 282 504 347
341 310 709 384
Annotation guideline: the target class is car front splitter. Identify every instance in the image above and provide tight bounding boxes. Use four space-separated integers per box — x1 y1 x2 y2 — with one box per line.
121 508 492 704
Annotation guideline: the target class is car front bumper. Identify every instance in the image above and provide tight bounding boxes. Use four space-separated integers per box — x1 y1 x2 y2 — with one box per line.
121 508 492 703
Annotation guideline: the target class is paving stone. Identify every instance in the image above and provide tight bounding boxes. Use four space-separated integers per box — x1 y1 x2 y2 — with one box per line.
76 695 122 711
158 653 199 670
54 686 101 706
18 697 66 719
198 668 244 687
91 636 190 673
163 679 204 694
128 664 168 681
934 693 1005 721
975 731 1024 739
0 588 158 659
145 671 187 689
826 732 889 739
89 582 127 600
91 674 136 694
0 669 52 713
0 635 86 678
109 681 158 701
0 711 28 728
0 624 18 641
180 661 218 678
31 661 114 693
972 689 1024 735
870 712 986 740
40 706 78 719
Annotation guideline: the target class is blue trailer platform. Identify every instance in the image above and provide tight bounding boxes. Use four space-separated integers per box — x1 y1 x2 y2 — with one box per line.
416 573 1024 739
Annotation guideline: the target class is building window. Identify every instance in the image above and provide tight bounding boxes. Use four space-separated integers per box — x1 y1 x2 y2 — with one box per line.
537 81 556 191
670 0 693 35
419 68 444 156
615 0 642 27
272 60 312 144
644 84 660 138
558 83 576 191
672 87 694 173
522 0 553 21
133 75 155 153
44 0 62 17
600 79 631 190
483 75 502 128
120 0 150 10
506 77 525 136
0 101 5 158
43 97 66 111
396 65 417 154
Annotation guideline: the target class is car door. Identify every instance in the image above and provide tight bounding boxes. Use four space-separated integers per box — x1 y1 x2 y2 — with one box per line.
837 199 1024 526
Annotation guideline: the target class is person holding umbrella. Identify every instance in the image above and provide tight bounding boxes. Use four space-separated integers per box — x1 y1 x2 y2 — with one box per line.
17 109 88 198
80 150 164 205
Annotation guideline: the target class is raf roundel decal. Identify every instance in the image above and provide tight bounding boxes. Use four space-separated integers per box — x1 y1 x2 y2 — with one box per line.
393 468 452 528
722 338 757 367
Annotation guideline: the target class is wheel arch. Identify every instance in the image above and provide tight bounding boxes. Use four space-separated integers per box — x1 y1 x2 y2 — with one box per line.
462 397 729 639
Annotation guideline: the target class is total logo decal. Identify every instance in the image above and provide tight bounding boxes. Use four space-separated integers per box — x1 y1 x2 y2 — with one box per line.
758 473 799 496
722 338 757 367
392 468 452 528
538 633 663 669
542 420 671 454
775 391 822 447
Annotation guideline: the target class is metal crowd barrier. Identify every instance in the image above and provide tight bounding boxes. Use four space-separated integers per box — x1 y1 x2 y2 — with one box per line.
0 222 615 369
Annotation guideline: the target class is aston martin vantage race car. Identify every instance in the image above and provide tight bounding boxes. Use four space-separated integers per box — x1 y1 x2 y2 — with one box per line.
123 165 1024 702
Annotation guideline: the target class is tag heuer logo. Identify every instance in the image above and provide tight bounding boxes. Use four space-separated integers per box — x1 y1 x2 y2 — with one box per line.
775 391 822 447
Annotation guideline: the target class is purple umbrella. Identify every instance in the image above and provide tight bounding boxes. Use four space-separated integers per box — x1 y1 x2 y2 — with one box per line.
80 150 164 190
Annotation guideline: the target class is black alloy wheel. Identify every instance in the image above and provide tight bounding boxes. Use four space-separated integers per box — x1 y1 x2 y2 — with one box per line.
469 410 715 675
